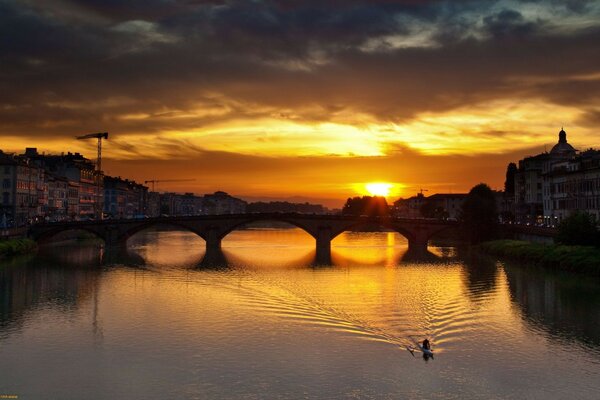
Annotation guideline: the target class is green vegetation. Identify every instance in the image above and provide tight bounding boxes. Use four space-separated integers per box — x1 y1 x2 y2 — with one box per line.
460 183 498 243
556 211 599 246
479 240 600 276
0 238 37 259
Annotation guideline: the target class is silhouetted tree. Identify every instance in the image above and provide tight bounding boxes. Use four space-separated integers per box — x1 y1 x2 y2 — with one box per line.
504 163 517 195
556 211 599 246
460 183 498 243
342 196 389 216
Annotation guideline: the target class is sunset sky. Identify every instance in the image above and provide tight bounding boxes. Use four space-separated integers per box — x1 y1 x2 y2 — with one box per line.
2 0 600 207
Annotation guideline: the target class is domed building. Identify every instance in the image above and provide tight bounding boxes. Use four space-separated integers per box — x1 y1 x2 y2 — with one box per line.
542 128 600 224
549 128 576 158
513 128 584 225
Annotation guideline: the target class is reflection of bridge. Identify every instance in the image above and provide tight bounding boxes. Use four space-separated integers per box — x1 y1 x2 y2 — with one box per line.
29 213 458 264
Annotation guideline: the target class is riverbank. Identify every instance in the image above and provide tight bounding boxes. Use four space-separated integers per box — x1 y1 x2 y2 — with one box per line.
478 240 600 276
0 238 37 260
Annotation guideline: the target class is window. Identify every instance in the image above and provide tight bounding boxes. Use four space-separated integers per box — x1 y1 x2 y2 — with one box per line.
2 179 10 189
2 192 9 205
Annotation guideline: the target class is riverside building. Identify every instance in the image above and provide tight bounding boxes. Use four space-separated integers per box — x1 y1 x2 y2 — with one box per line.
513 128 600 225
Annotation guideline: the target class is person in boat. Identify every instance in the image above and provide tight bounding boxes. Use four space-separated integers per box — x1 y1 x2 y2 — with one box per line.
422 339 431 350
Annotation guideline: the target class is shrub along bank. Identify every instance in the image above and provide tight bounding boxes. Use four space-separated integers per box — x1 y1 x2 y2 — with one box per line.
478 240 600 276
0 238 37 260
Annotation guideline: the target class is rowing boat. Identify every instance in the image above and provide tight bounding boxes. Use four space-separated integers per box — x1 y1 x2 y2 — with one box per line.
417 343 433 357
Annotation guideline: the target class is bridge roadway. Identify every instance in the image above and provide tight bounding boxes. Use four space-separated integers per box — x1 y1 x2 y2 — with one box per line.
29 213 458 264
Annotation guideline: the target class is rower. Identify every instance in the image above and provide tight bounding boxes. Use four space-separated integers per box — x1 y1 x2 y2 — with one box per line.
422 339 431 350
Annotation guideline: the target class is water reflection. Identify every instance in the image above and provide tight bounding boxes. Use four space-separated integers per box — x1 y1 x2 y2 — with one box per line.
504 263 600 347
459 250 500 301
0 250 101 335
2 230 600 399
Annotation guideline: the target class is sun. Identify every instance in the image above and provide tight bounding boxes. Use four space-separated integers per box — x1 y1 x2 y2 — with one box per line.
365 182 393 197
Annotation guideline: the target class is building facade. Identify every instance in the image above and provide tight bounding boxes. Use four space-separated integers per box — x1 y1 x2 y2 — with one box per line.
46 175 69 221
0 150 45 226
202 191 247 215
393 192 467 219
543 149 600 224
103 176 148 219
511 128 600 225
21 149 101 220
514 153 548 224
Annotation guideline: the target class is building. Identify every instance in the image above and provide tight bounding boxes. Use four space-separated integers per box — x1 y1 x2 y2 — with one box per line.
514 153 549 223
67 181 80 219
0 150 44 226
424 193 467 219
202 191 247 215
392 192 467 219
392 194 425 218
20 149 101 220
392 193 427 218
246 201 326 214
158 191 246 216
543 148 600 224
103 176 148 219
510 128 600 225
46 175 69 221
178 193 203 216
0 151 18 227
157 192 203 216
146 192 161 217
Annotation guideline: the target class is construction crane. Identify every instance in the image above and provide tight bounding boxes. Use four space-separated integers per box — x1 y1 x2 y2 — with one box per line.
144 179 196 192
76 132 108 173
76 132 108 219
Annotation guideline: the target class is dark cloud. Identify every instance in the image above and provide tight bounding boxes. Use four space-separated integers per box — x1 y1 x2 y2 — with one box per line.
483 9 540 39
0 0 599 142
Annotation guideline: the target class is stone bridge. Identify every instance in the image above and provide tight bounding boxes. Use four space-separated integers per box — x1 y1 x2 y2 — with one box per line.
29 213 458 264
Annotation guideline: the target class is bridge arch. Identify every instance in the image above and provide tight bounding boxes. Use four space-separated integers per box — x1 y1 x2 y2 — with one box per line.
216 216 318 241
32 226 107 245
328 220 416 244
118 221 206 245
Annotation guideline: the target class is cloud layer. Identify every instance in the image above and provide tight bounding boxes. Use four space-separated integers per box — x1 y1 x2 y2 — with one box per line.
1 0 599 201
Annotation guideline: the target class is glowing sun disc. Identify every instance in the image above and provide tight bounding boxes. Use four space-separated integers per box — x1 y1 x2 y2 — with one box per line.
365 182 392 197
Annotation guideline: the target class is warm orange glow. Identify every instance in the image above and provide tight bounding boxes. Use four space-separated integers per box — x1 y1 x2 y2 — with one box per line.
365 182 392 197
2 98 592 207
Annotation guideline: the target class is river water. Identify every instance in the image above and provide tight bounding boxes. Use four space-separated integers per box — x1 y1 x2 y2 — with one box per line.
1 228 600 399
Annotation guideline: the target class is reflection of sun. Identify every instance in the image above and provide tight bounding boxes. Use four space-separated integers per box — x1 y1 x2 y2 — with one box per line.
365 182 393 197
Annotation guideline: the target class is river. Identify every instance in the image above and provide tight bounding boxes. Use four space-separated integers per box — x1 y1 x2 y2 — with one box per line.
1 228 599 399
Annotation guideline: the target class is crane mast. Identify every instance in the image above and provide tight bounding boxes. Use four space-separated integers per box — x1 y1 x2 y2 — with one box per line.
76 132 108 220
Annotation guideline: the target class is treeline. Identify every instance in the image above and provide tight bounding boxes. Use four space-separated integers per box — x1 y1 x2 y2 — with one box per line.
342 196 389 216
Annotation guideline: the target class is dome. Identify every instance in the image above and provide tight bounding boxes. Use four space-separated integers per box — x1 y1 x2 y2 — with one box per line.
550 128 575 156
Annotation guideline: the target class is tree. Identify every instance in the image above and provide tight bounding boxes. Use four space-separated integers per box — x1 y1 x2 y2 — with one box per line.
556 211 599 246
504 162 517 195
342 196 389 216
460 183 498 243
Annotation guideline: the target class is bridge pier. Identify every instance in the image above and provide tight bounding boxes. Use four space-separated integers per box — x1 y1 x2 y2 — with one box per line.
315 227 333 265
103 226 127 250
407 229 429 254
204 228 224 265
